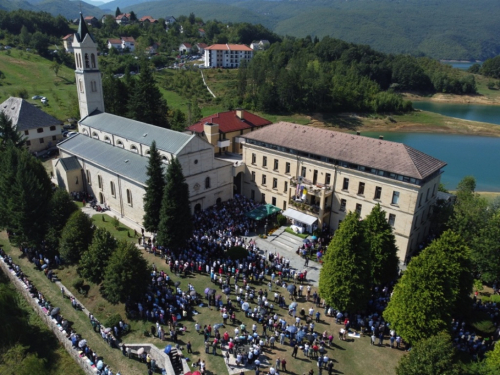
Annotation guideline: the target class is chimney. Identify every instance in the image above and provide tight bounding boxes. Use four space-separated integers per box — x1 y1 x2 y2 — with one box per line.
236 109 244 120
356 131 360 135
379 135 384 140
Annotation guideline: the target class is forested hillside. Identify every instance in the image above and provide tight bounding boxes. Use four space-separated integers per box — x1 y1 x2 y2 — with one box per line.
114 0 500 60
0 0 104 19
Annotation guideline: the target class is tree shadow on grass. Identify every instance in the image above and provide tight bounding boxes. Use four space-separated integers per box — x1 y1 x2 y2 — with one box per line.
318 113 363 131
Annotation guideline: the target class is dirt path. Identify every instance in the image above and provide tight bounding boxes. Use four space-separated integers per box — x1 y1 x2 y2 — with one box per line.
404 92 500 106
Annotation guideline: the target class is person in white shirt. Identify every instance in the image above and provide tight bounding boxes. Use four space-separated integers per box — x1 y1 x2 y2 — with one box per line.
309 307 314 316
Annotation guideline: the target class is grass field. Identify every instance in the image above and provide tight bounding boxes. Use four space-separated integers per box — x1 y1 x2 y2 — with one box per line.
1 211 405 375
0 49 78 121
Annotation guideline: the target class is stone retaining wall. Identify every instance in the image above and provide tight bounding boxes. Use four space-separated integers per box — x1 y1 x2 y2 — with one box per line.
0 259 96 375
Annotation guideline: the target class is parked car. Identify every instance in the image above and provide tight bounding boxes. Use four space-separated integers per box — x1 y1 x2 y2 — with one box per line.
32 95 42 100
66 131 78 138
41 97 48 104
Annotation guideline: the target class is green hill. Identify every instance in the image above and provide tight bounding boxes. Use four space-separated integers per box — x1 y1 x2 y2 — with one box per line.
0 0 105 19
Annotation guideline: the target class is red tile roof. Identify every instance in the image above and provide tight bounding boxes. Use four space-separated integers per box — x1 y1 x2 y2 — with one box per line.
62 34 73 40
121 37 135 42
107 39 121 44
181 43 192 48
205 44 253 52
197 43 208 49
188 110 272 134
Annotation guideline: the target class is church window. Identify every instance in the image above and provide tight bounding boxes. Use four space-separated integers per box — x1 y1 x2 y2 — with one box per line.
92 131 99 139
86 170 92 185
85 53 90 69
79 79 84 93
91 54 96 68
130 145 138 153
162 156 169 164
91 81 97 92
116 140 124 147
205 177 211 189
126 189 133 206
104 136 111 143
145 150 150 156
98 175 103 190
75 177 78 185
110 181 116 197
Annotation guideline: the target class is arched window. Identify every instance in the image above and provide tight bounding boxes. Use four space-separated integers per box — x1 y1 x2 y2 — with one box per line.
130 145 138 153
104 136 111 143
91 131 99 139
116 140 124 148
110 181 115 197
97 175 103 189
145 150 150 156
86 170 92 185
162 156 169 164
91 53 96 68
85 53 90 69
91 81 97 92
205 176 211 189
126 189 133 206
77 53 82 69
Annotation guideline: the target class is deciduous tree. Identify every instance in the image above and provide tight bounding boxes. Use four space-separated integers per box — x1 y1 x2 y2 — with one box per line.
102 241 150 303
396 332 461 375
157 158 192 251
45 189 78 249
319 211 371 312
143 141 164 232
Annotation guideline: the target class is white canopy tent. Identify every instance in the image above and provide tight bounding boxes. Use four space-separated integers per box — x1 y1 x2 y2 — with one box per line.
282 208 318 226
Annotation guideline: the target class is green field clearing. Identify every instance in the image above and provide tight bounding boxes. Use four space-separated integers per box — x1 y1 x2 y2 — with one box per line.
0 49 78 121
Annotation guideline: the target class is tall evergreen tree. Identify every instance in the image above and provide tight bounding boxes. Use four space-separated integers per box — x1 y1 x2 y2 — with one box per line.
157 158 192 251
143 141 165 232
0 112 25 150
128 58 169 128
59 211 94 264
115 7 121 17
102 241 150 304
383 230 472 344
79 228 117 284
364 204 399 285
102 73 129 116
319 211 371 312
0 146 52 245
45 189 78 249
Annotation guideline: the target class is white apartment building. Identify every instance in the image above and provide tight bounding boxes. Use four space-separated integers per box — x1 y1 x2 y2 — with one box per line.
204 44 253 68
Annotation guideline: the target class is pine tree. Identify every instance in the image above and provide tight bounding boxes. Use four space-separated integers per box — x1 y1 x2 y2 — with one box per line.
115 7 121 17
128 58 169 128
102 241 150 304
0 112 26 150
0 146 52 245
79 228 117 284
143 141 164 232
45 189 78 249
102 73 129 116
157 158 192 251
59 211 94 264
364 204 399 285
319 211 371 312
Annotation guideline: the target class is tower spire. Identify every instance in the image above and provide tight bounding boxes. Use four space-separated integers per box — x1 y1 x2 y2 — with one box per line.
76 13 93 43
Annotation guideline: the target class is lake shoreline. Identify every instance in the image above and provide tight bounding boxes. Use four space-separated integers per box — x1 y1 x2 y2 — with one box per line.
404 93 500 106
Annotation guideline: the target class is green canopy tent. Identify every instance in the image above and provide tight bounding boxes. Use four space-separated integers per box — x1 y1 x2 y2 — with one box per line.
245 204 281 221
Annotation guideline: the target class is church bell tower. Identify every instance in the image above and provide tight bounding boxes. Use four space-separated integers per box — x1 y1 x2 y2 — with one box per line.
72 14 105 119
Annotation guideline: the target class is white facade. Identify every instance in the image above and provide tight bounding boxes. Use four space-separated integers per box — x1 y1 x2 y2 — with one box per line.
204 44 253 68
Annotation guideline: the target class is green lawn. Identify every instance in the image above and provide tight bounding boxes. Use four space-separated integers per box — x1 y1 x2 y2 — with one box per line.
1 215 405 375
284 227 309 239
0 49 78 121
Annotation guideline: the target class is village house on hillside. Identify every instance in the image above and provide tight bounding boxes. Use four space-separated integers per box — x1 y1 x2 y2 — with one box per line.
62 34 74 53
0 97 63 153
84 16 99 27
115 13 130 25
179 42 192 54
188 110 272 155
139 15 157 23
204 44 253 68
107 37 136 52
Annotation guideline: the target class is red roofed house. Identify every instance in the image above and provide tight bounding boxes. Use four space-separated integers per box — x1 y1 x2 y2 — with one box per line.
62 34 74 52
179 43 192 54
115 14 130 25
139 15 157 23
188 109 272 154
121 36 135 52
204 43 253 68
198 28 206 37
196 43 208 54
84 16 99 27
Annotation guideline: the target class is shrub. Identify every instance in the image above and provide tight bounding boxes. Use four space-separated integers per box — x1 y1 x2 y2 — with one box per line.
103 313 122 328
277 214 287 227
112 216 120 229
72 278 84 291
227 246 248 261
471 311 496 335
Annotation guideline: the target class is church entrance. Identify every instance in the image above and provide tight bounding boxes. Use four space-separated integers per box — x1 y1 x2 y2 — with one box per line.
194 203 202 213
98 192 104 204
233 172 243 195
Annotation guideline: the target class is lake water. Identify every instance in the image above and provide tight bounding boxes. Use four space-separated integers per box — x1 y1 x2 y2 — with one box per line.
361 132 500 192
441 61 481 70
412 101 500 125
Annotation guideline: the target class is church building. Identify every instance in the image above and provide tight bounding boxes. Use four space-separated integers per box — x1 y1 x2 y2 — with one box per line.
53 15 233 225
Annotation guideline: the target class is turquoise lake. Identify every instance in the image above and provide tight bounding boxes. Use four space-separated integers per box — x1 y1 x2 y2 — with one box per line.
441 61 481 70
413 101 500 125
361 132 500 192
